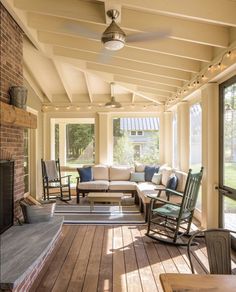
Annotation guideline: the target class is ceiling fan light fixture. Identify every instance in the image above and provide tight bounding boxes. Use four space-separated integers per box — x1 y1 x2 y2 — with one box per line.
105 96 122 108
101 10 126 51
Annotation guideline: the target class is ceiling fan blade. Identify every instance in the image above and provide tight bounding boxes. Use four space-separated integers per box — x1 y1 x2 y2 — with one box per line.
126 30 170 43
98 48 116 64
63 23 101 40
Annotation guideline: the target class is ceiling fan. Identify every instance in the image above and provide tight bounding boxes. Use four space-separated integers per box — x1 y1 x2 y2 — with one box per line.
65 9 170 60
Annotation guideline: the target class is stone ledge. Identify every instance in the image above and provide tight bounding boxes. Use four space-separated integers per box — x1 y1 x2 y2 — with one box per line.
0 216 64 291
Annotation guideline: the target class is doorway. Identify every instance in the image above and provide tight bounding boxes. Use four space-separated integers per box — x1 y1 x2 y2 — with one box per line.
219 75 236 231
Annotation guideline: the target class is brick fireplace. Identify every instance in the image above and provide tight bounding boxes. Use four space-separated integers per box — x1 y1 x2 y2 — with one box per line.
0 3 24 219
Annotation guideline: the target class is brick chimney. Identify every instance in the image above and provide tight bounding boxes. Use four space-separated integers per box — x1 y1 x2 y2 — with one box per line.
0 3 25 219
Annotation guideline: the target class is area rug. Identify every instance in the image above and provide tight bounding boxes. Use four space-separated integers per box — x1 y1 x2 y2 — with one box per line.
54 196 145 224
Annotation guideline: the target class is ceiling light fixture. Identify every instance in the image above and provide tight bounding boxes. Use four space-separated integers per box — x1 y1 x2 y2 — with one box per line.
105 96 122 108
101 10 126 51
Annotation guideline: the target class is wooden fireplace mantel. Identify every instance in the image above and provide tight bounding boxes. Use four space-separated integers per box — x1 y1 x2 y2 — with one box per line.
0 101 37 129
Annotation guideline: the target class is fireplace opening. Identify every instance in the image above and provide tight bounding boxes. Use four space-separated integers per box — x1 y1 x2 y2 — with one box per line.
0 160 14 234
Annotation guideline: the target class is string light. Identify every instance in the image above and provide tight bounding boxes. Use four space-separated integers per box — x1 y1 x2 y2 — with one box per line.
167 47 236 106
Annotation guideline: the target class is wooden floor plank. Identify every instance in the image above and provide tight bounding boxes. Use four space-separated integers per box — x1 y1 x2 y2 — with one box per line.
154 240 179 274
82 226 105 292
67 225 96 292
51 225 88 292
33 225 210 292
131 226 158 292
113 226 127 292
36 225 78 292
97 226 113 292
139 225 165 292
166 244 191 274
122 225 143 292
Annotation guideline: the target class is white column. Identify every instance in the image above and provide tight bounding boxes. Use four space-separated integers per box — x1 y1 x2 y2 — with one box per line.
98 113 112 164
177 102 190 172
59 123 66 165
163 111 173 166
158 112 165 164
201 83 219 228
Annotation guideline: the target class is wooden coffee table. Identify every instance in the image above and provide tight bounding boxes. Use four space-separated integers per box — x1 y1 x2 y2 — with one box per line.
88 192 124 212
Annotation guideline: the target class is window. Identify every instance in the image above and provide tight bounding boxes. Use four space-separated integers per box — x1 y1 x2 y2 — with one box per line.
172 112 178 168
54 119 95 167
130 130 144 136
23 129 30 194
190 103 202 210
113 117 159 165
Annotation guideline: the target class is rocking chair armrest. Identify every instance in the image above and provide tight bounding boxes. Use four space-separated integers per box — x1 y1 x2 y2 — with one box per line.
153 198 181 207
165 188 183 197
147 195 181 207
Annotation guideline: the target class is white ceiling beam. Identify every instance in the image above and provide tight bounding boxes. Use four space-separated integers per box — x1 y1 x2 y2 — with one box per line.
52 60 73 102
84 72 93 103
37 30 200 72
23 60 53 102
131 93 135 103
113 76 176 93
14 0 105 23
53 46 190 81
29 14 212 62
23 63 44 102
56 55 184 88
99 0 236 27
15 0 230 47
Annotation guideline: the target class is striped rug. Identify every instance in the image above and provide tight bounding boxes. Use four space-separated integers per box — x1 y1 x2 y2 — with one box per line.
55 203 145 225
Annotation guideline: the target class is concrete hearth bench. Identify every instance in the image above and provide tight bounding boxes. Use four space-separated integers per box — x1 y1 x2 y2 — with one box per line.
0 216 63 291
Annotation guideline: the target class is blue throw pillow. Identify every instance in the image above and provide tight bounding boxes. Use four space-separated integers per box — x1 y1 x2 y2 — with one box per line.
144 166 160 182
166 174 178 197
77 166 92 182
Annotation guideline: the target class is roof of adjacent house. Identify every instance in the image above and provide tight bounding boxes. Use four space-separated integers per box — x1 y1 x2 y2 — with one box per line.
120 117 159 131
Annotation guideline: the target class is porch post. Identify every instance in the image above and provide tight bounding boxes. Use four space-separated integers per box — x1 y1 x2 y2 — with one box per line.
163 111 173 166
59 123 66 166
98 112 112 164
177 102 190 172
201 83 219 228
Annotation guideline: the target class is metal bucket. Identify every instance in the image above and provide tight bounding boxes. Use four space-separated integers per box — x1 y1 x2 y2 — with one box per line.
9 86 28 109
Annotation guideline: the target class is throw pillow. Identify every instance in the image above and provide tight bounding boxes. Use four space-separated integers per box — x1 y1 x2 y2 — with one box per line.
130 172 145 182
151 173 162 185
135 162 146 172
144 165 160 182
166 174 178 197
77 166 92 182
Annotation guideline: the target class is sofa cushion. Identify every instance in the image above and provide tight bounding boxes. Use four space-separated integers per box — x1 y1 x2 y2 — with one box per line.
174 170 188 192
151 173 162 185
77 180 109 190
130 172 145 182
109 166 134 181
160 167 173 186
109 181 137 191
93 165 109 180
144 166 159 182
135 162 146 172
77 166 92 182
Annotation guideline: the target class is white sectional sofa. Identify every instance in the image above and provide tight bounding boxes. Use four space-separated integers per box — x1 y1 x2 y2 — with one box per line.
76 165 137 203
76 164 188 221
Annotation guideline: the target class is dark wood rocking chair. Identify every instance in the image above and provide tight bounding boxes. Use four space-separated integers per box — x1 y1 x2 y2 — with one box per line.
146 167 203 245
41 158 71 201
